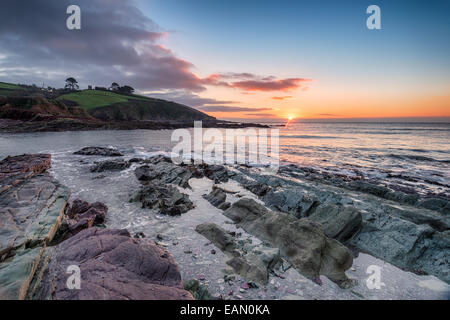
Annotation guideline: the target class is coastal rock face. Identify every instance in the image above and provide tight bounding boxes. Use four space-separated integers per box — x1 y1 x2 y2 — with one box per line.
31 228 194 300
223 198 355 288
0 154 70 299
0 154 194 300
131 182 194 215
74 146 123 157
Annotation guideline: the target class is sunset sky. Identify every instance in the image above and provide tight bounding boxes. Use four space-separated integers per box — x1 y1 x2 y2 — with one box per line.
0 0 449 120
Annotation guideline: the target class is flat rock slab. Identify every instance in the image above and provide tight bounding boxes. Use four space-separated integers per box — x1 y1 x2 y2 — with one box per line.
0 154 70 300
224 198 356 288
0 154 51 194
31 228 194 300
0 172 70 258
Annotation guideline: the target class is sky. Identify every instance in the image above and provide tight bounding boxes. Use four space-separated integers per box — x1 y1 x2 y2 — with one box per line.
0 0 449 120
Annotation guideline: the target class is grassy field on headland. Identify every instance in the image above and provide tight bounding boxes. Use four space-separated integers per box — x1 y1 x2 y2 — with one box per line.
57 90 153 110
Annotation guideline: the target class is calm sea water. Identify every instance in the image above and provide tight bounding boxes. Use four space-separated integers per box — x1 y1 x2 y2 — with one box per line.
0 122 448 196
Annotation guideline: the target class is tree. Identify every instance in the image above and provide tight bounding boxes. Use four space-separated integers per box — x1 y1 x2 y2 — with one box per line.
109 82 120 91
65 77 79 90
119 85 134 94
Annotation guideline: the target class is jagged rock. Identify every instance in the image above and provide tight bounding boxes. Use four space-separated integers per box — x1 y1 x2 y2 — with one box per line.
195 223 281 284
233 166 450 283
244 181 271 196
135 163 193 188
263 188 319 218
195 223 238 255
218 202 231 211
131 182 194 215
30 228 194 300
350 212 450 283
309 204 362 242
74 146 123 157
134 157 229 188
199 164 229 183
223 198 356 288
54 199 108 242
226 255 269 284
203 187 227 207
184 279 215 300
90 159 131 172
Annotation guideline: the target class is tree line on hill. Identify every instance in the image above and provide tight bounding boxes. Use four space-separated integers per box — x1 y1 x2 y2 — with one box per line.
65 77 135 94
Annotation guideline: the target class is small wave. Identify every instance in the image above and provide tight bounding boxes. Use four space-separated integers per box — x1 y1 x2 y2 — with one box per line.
279 135 349 139
388 154 450 164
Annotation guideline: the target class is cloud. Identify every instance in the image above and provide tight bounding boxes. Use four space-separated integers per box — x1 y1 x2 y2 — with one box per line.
199 106 273 112
0 0 205 91
244 113 277 117
232 78 309 92
201 73 311 92
142 90 237 108
0 0 312 105
271 96 293 100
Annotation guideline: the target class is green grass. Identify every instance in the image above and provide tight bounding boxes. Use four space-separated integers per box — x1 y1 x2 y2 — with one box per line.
57 90 153 110
0 81 21 90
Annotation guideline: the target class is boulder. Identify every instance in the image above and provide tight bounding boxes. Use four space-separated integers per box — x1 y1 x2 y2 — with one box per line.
134 157 229 188
184 279 215 300
74 147 123 157
195 223 238 255
263 188 319 218
54 199 108 242
135 163 193 188
131 182 194 215
90 159 131 172
195 223 281 284
223 198 356 288
30 228 194 300
309 204 362 242
244 181 271 197
203 187 227 207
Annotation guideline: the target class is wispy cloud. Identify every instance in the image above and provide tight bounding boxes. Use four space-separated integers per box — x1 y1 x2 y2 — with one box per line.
199 106 273 112
244 113 277 117
271 96 293 100
201 73 311 92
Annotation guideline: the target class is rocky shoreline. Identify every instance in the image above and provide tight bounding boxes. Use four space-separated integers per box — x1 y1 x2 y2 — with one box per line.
0 153 193 300
0 118 269 133
0 148 448 300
